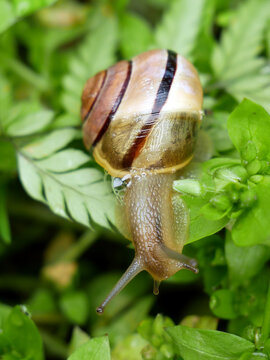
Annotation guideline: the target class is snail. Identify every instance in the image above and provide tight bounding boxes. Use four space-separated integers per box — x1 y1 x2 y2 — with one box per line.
81 49 203 313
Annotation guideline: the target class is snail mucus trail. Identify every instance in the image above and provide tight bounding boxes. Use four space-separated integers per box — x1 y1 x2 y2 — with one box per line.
81 49 203 314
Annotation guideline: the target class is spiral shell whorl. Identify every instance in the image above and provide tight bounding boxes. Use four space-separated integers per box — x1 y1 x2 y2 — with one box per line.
81 49 203 177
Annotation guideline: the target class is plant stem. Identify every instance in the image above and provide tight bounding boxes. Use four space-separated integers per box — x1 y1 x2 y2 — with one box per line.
0 183 11 244
57 230 99 262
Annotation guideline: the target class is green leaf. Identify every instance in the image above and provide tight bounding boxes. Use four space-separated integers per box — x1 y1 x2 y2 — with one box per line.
69 327 90 355
183 196 228 243
211 0 270 111
192 0 215 72
155 0 211 58
119 13 154 58
167 325 255 360
112 334 148 360
68 336 110 360
61 13 118 115
227 99 270 166
12 0 57 17
0 183 11 243
0 1 16 34
225 231 270 286
232 184 270 246
174 179 202 197
37 149 90 172
6 109 54 136
23 128 79 159
0 0 56 34
0 303 11 328
17 128 115 229
28 288 56 315
2 101 54 137
1 305 44 360
60 291 88 325
210 289 238 319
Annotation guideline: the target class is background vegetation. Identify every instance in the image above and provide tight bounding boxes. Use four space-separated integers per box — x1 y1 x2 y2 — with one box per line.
1 0 270 359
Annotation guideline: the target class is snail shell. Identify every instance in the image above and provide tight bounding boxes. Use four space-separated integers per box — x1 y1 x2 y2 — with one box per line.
81 49 203 313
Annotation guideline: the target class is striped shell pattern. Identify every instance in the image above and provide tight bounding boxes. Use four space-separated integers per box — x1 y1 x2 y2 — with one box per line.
81 49 203 177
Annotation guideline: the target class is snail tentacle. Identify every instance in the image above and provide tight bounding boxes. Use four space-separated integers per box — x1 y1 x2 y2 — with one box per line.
96 257 143 314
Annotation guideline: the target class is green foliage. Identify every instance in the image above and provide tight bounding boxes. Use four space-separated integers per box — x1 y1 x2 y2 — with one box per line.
119 13 154 58
167 325 255 360
17 126 115 228
156 0 211 58
67 336 110 360
1 0 270 359
0 0 56 33
175 99 270 247
61 12 118 116
60 291 88 325
211 0 270 111
0 306 44 360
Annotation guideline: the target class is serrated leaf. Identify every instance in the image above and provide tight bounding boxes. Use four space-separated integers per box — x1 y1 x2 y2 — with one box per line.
18 154 44 202
212 0 270 79
50 113 80 129
18 134 115 229
37 149 90 172
63 188 90 226
192 0 215 72
61 14 118 115
6 109 54 136
167 325 255 360
23 128 79 159
1 101 41 129
42 175 67 218
155 0 210 58
211 0 270 111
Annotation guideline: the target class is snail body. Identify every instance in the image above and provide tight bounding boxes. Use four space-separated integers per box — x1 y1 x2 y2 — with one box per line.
81 49 203 313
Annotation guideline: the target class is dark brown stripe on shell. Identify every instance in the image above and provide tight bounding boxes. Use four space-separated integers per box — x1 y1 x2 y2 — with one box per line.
93 61 132 146
122 50 177 169
83 71 107 122
81 70 107 122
